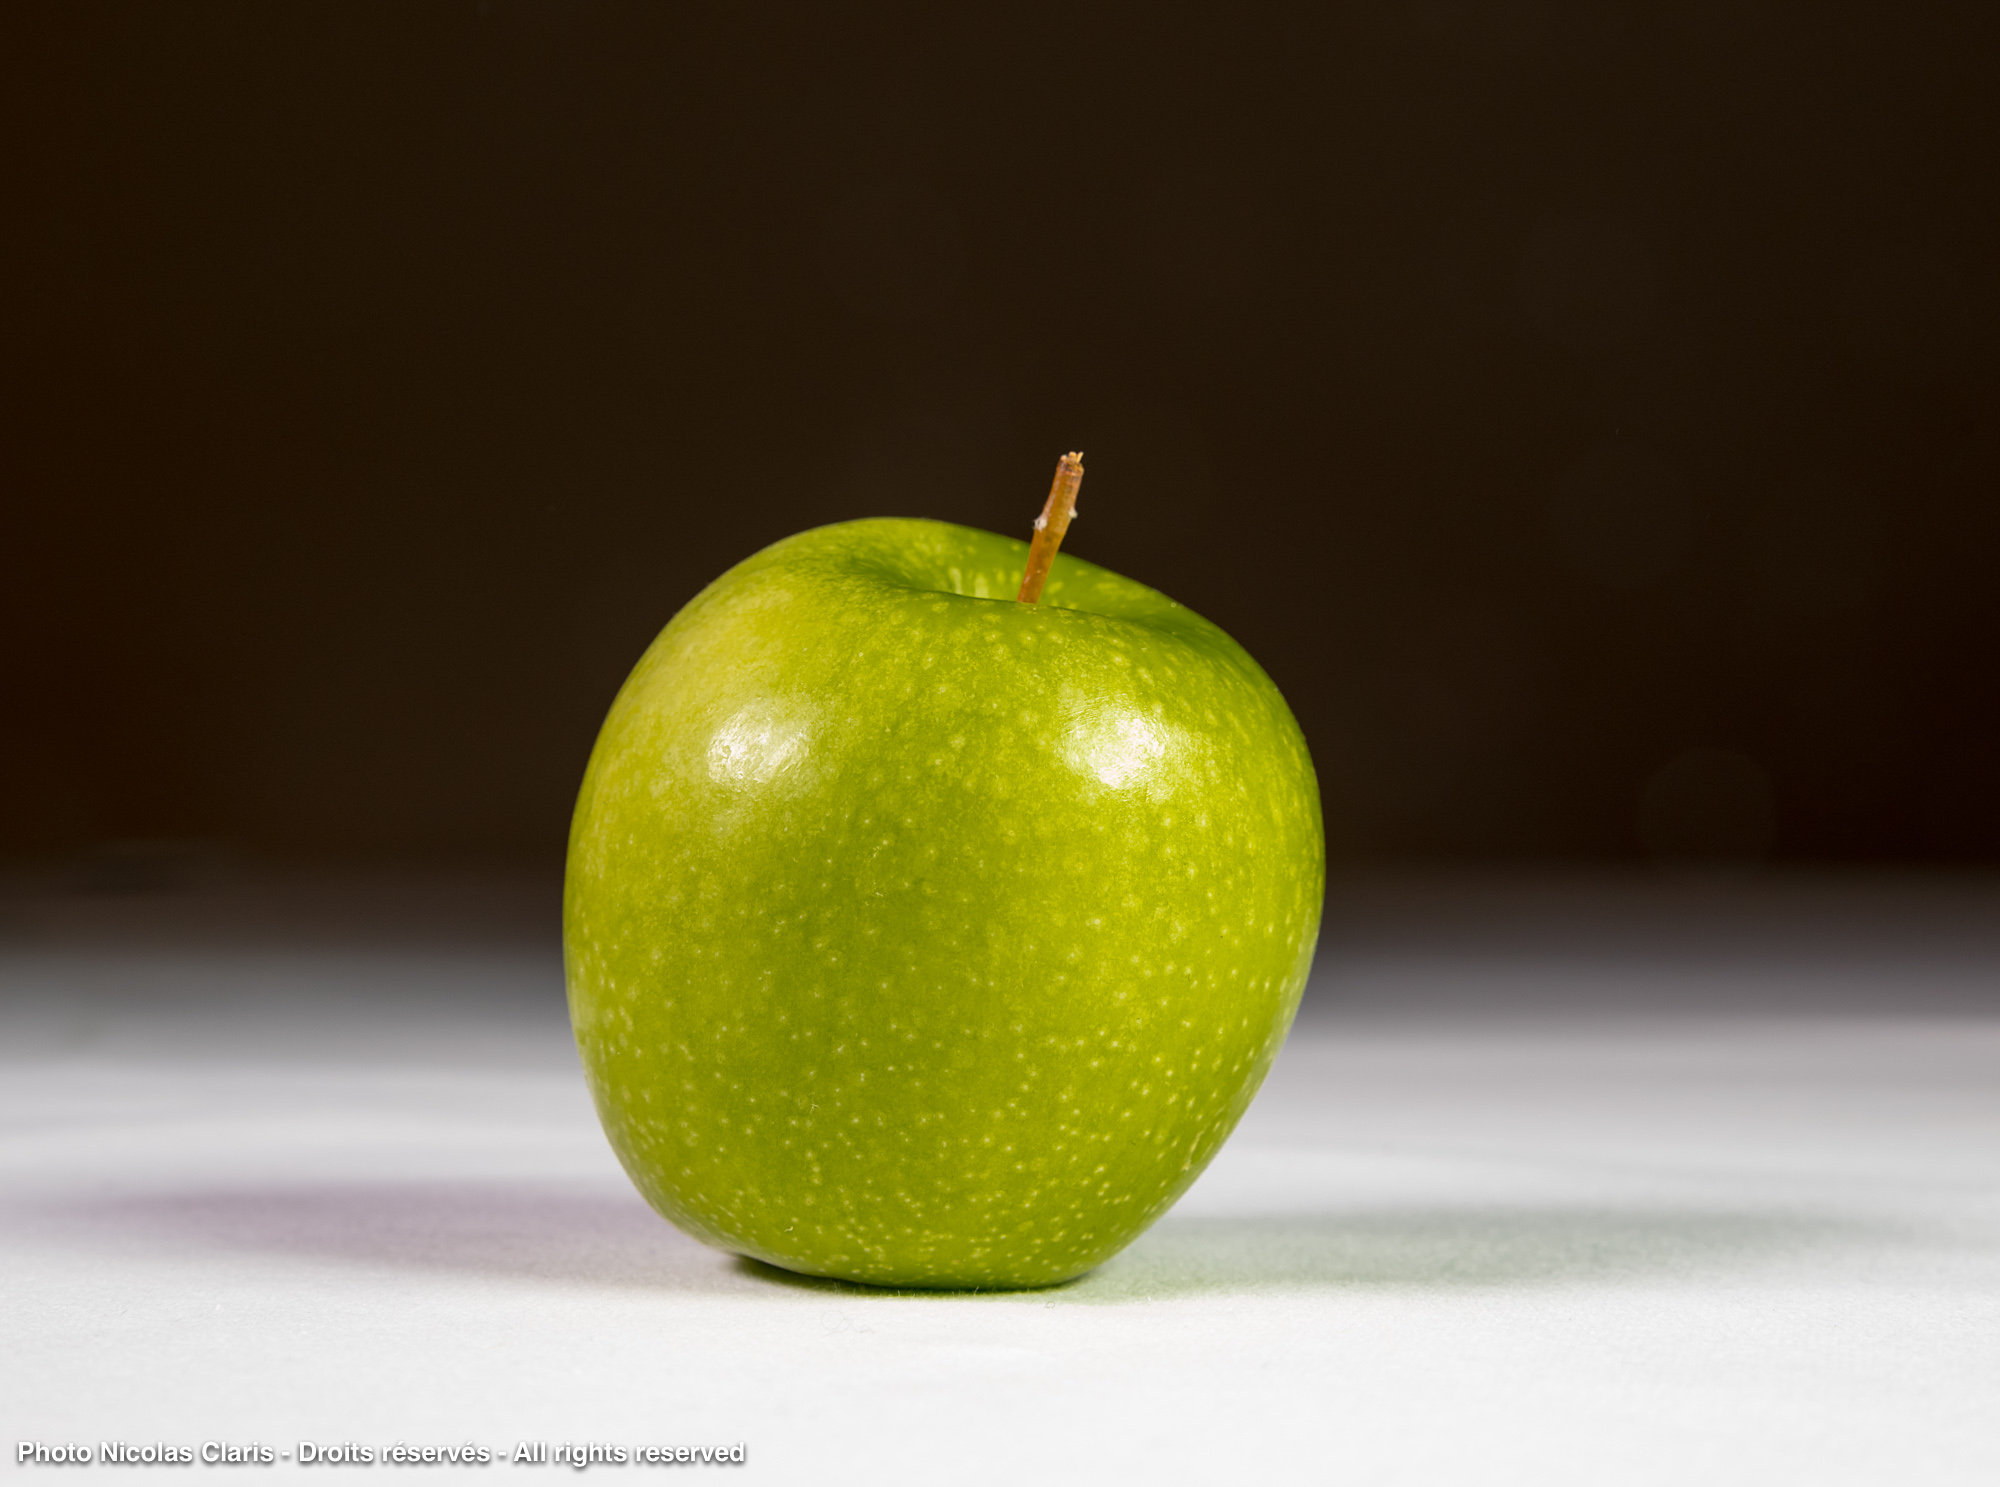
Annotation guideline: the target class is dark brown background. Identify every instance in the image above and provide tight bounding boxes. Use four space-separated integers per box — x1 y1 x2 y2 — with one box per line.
6 2 1998 869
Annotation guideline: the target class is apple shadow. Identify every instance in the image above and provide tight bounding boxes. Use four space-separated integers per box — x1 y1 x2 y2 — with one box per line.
34 1182 1883 1303
1060 1206 1861 1302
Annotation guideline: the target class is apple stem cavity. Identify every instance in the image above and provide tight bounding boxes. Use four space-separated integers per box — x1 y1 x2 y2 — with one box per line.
1015 450 1085 604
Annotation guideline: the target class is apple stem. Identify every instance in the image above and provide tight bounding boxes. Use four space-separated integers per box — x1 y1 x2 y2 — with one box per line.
1016 451 1085 604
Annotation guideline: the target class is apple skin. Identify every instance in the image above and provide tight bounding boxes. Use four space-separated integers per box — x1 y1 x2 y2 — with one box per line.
565 518 1322 1289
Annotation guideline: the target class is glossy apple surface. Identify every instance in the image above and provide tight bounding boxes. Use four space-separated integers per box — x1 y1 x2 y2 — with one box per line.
565 517 1321 1288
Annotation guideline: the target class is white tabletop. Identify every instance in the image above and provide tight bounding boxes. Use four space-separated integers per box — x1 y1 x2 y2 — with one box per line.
4 872 1997 1484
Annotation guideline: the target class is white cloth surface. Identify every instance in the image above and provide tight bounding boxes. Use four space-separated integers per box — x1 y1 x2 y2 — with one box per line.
3 878 1998 1484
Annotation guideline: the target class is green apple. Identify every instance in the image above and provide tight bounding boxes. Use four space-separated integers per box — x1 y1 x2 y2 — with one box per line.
564 517 1322 1288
